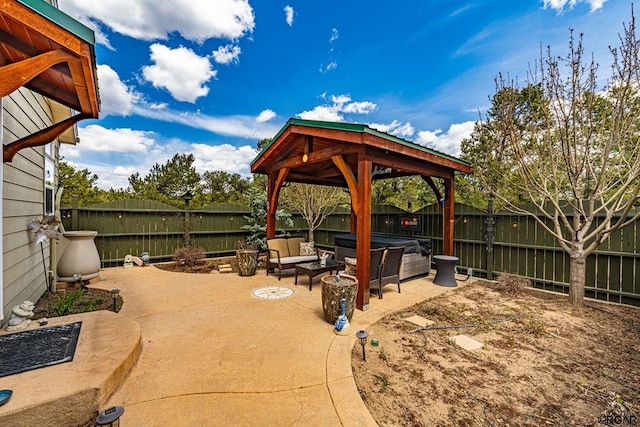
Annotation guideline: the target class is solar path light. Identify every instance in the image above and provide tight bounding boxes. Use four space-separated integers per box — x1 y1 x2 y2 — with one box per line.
356 329 369 361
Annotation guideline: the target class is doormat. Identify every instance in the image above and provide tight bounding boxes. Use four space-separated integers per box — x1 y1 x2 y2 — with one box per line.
252 287 294 300
0 321 82 378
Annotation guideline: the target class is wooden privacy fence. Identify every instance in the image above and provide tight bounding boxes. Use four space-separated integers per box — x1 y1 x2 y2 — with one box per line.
61 199 639 306
61 199 253 264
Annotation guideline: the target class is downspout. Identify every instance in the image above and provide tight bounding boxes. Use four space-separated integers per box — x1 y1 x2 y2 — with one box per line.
50 180 65 293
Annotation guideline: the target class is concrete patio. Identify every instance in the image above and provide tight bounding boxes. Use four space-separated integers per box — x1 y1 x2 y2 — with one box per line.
0 264 458 426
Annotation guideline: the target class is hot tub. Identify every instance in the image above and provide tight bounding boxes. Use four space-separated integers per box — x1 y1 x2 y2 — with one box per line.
333 234 431 280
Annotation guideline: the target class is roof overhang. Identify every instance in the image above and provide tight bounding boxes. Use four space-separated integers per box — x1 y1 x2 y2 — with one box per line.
0 0 99 160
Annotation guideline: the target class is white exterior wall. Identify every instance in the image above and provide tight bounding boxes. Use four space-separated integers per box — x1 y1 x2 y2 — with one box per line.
2 87 57 324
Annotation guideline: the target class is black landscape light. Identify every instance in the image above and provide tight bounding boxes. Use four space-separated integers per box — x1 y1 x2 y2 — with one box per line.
96 405 124 426
356 329 369 361
110 289 120 312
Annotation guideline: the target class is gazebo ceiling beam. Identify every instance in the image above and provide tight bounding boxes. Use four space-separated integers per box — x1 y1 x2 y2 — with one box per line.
285 174 345 187
267 145 360 172
422 176 443 203
362 133 470 173
332 154 359 215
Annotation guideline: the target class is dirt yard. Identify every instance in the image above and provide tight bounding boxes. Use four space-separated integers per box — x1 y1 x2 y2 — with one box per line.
352 279 640 426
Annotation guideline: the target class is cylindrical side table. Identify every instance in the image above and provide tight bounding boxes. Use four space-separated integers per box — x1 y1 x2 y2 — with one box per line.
236 249 259 276
432 255 459 287
321 275 358 324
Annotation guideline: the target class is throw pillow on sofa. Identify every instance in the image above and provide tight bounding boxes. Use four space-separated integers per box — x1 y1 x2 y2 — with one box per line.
344 257 356 275
300 242 315 256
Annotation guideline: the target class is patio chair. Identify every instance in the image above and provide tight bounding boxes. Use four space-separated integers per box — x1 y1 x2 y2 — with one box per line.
337 247 385 287
368 247 386 289
370 246 405 299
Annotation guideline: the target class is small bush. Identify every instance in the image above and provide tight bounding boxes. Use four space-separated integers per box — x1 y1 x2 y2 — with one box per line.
51 289 84 316
173 245 205 267
516 314 546 336
496 273 530 294
372 372 391 392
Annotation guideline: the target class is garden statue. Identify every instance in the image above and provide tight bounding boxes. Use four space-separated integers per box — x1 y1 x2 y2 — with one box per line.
334 297 350 335
123 254 134 268
140 252 151 265
6 301 35 331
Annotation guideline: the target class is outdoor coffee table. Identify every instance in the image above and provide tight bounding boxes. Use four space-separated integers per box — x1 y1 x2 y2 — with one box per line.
294 260 339 291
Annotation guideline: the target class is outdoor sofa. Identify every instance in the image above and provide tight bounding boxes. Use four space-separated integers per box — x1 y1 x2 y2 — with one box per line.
266 237 319 280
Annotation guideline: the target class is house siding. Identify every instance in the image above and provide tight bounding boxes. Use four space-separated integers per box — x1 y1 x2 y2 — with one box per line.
2 87 55 323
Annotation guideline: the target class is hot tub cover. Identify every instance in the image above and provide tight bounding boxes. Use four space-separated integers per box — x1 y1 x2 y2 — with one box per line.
334 234 431 256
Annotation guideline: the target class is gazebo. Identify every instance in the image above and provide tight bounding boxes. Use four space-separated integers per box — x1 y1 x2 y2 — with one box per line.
251 118 471 310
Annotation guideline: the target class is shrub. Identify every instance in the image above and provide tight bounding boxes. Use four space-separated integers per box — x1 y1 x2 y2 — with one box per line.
496 273 530 294
173 245 205 267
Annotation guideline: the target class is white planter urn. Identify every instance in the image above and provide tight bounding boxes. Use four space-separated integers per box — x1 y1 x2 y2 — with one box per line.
57 231 101 282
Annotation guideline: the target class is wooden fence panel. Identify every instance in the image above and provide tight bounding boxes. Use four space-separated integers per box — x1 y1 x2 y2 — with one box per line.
61 199 639 306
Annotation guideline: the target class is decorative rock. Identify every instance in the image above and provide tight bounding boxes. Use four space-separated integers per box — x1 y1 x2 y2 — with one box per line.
450 334 484 351
6 301 35 331
405 315 436 328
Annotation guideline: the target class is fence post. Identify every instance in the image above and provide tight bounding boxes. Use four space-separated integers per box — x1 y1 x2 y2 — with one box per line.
71 195 79 231
485 196 495 280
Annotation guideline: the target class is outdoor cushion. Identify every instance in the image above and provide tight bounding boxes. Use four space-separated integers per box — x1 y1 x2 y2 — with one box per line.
287 237 305 257
267 238 290 257
268 255 318 265
300 241 315 256
344 257 356 275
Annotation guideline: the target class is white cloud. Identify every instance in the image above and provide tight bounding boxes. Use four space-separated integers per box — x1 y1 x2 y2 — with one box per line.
319 61 338 73
284 5 294 26
132 105 281 139
58 0 255 43
297 95 377 122
369 120 415 138
330 28 339 43
298 106 343 122
542 0 607 12
95 165 137 189
319 28 340 72
142 43 216 103
96 64 138 116
256 109 276 123
415 121 475 156
213 44 241 64
191 144 257 175
72 125 157 154
342 101 377 114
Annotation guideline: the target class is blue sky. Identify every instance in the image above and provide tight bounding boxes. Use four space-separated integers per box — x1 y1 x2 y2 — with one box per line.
56 0 630 189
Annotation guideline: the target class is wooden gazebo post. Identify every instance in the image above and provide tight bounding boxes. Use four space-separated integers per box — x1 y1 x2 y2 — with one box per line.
354 158 372 310
266 169 289 238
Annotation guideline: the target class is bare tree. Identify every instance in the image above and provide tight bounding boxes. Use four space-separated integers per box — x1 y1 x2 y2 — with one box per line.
280 183 348 243
462 15 640 306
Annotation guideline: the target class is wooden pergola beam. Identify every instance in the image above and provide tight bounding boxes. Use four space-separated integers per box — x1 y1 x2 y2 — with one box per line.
3 113 88 162
0 50 75 98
